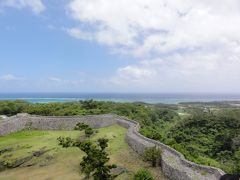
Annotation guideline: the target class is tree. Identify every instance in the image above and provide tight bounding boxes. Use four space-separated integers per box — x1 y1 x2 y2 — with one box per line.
80 138 116 179
140 127 162 141
98 138 109 150
134 169 154 180
81 99 98 109
79 141 95 178
57 137 117 179
143 146 162 167
232 150 240 173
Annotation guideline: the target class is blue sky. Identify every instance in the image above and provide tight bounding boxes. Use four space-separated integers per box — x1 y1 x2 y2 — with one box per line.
0 0 135 92
1 0 240 93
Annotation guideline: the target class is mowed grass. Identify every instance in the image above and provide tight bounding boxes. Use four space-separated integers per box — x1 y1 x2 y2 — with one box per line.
0 125 165 180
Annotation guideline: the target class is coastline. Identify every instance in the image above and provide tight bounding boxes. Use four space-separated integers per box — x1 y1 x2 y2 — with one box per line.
1 93 240 104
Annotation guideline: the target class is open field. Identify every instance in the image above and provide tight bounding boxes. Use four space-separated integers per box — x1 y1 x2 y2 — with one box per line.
0 125 165 180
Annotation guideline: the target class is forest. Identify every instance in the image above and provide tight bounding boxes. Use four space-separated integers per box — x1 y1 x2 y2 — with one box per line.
0 100 239 173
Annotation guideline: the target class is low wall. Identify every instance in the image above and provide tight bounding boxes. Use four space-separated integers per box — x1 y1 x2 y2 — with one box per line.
0 113 225 180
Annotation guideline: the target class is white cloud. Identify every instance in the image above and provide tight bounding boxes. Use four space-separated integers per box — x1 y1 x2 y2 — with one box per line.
111 65 156 85
66 0 240 92
0 0 45 14
66 28 93 41
67 0 240 56
111 48 240 92
0 74 24 81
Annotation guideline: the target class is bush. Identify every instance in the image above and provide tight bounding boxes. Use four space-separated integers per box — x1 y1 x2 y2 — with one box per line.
143 146 162 167
85 127 94 137
134 169 154 180
74 122 89 131
57 136 74 148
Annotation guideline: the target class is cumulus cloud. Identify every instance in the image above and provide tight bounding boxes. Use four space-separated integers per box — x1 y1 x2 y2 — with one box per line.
67 0 240 55
0 0 45 14
0 74 24 81
111 65 157 85
66 0 240 92
111 49 240 92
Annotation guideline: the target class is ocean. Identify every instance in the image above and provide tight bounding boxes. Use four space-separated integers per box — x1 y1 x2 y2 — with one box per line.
0 93 240 104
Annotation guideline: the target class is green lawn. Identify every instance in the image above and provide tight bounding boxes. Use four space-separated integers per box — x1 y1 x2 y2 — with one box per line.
0 125 165 180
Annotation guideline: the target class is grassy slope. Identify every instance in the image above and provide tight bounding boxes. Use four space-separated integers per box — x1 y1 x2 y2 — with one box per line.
0 125 165 180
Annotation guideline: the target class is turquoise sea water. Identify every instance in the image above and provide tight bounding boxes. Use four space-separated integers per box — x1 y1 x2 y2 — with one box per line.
0 93 240 104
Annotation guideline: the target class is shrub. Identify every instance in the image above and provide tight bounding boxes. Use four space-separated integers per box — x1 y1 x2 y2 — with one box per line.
74 122 89 131
143 146 162 167
57 136 64 145
57 136 74 148
134 169 154 180
85 127 94 137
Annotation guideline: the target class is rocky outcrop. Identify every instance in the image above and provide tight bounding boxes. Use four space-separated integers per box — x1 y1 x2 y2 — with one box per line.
0 147 13 155
0 113 225 180
0 146 52 171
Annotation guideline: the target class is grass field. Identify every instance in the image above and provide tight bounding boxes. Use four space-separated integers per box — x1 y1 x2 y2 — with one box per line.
0 125 165 180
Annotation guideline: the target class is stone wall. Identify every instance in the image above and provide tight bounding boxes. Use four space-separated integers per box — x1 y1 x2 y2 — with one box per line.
0 113 117 135
26 114 117 130
124 121 225 180
0 113 225 180
0 114 28 136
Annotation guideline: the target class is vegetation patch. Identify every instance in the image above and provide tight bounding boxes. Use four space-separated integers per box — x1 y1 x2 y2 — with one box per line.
1 100 239 173
134 169 154 180
0 124 165 179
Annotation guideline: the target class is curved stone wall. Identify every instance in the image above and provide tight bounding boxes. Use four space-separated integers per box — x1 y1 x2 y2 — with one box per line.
0 113 225 180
